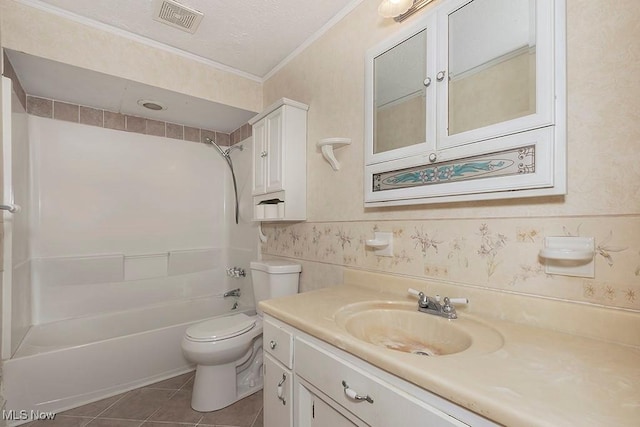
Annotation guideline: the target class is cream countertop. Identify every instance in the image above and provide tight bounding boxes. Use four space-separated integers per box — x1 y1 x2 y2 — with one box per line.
259 278 640 427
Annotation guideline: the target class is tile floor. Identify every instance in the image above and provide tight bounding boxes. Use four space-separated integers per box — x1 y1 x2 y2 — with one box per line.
26 372 263 427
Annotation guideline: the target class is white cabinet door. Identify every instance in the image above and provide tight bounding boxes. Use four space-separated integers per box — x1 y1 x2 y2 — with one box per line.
265 108 283 193
296 379 364 427
435 0 555 152
309 393 360 427
264 353 293 427
252 119 266 195
365 14 437 166
252 108 285 196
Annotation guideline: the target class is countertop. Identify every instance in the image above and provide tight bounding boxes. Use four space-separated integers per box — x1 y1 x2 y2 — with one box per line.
259 283 640 427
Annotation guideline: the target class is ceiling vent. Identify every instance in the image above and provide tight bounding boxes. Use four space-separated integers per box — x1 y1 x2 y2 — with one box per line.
153 0 204 34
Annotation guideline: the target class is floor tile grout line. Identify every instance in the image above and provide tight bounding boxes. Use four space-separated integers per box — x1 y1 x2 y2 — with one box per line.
92 390 132 419
178 372 196 391
90 416 150 422
249 408 259 427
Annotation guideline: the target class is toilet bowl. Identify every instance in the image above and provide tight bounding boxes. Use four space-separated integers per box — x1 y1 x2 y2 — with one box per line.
181 260 301 412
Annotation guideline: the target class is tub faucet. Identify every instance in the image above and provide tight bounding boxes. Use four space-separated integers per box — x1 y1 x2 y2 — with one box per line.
226 267 246 278
224 288 241 298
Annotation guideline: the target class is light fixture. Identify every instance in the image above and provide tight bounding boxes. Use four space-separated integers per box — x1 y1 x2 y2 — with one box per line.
378 0 413 18
137 99 167 111
378 0 435 22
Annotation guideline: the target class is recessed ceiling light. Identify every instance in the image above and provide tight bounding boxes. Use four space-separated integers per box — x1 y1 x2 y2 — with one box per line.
137 99 167 111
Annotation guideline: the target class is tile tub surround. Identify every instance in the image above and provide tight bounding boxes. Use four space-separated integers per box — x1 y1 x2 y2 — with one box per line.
25 372 264 427
259 273 640 427
261 215 640 312
25 95 243 146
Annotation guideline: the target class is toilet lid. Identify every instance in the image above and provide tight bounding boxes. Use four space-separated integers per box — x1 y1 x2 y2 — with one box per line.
185 313 256 342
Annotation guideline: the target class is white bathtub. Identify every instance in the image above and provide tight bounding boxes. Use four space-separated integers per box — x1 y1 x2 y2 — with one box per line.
3 295 251 419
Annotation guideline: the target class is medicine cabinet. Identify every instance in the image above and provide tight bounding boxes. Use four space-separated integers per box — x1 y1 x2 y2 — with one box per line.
364 0 566 206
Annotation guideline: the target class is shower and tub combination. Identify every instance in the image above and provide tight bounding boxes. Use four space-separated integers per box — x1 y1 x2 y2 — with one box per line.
0 77 260 419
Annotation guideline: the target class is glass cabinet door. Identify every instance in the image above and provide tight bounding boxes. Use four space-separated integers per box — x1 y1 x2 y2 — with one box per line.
365 14 436 165
437 0 554 150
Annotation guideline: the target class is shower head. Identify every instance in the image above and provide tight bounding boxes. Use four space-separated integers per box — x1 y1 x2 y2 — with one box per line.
226 144 244 154
204 137 243 158
204 137 229 158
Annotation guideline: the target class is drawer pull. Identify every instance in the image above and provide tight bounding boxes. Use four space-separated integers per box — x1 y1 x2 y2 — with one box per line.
269 340 277 350
342 380 374 404
277 373 287 405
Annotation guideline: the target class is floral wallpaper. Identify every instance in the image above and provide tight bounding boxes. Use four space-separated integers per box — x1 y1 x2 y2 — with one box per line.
261 216 640 311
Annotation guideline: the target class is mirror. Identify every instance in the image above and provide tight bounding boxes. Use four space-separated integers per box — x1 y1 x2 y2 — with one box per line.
448 0 536 135
373 29 427 155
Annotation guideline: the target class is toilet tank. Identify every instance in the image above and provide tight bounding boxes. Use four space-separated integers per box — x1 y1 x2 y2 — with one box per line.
250 260 301 314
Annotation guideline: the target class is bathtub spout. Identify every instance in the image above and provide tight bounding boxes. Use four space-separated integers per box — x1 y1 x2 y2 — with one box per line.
223 288 241 298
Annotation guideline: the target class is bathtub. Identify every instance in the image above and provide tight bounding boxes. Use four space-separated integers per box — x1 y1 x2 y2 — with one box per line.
2 295 251 419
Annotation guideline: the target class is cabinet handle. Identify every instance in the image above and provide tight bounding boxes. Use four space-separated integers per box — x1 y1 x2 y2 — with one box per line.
423 77 432 87
436 70 446 81
342 380 374 404
277 373 287 405
428 152 437 163
260 151 268 158
0 204 20 213
269 340 277 350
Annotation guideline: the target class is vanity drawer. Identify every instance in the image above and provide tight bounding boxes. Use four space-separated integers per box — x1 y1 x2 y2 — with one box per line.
295 337 468 427
263 317 293 369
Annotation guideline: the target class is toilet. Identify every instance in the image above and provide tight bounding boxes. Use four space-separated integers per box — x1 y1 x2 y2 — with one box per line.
181 259 301 412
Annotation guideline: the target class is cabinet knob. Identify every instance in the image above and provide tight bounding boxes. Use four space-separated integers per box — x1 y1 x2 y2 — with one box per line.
269 340 277 349
428 152 437 163
423 77 432 87
260 151 268 158
436 70 446 81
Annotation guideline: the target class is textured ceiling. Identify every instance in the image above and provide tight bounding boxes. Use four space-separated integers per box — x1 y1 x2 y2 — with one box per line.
8 0 361 132
30 0 359 78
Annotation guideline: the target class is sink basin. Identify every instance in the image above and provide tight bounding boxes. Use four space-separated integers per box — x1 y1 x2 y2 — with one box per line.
334 301 503 357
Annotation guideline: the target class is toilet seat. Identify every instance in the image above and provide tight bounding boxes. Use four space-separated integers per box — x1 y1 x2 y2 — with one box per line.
185 313 256 342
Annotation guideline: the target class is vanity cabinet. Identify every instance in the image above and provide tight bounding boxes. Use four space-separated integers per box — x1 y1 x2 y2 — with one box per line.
365 0 566 206
249 98 308 221
262 314 497 427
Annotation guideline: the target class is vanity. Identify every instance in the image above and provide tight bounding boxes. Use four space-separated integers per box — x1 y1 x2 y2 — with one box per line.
260 269 640 426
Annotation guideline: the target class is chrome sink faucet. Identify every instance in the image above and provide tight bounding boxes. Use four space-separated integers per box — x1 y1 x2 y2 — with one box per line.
408 288 468 320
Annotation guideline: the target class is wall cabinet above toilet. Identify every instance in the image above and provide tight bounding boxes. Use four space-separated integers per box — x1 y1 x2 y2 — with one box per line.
249 98 309 222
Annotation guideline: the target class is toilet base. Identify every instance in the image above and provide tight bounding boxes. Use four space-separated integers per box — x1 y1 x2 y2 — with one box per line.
192 362 239 412
190 342 264 412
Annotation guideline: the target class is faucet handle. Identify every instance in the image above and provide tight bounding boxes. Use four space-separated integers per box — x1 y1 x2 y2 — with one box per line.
441 296 468 317
408 289 430 308
407 288 422 298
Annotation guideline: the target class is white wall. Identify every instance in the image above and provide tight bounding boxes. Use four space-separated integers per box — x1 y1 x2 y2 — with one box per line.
28 116 232 323
0 77 31 359
9 86 29 355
